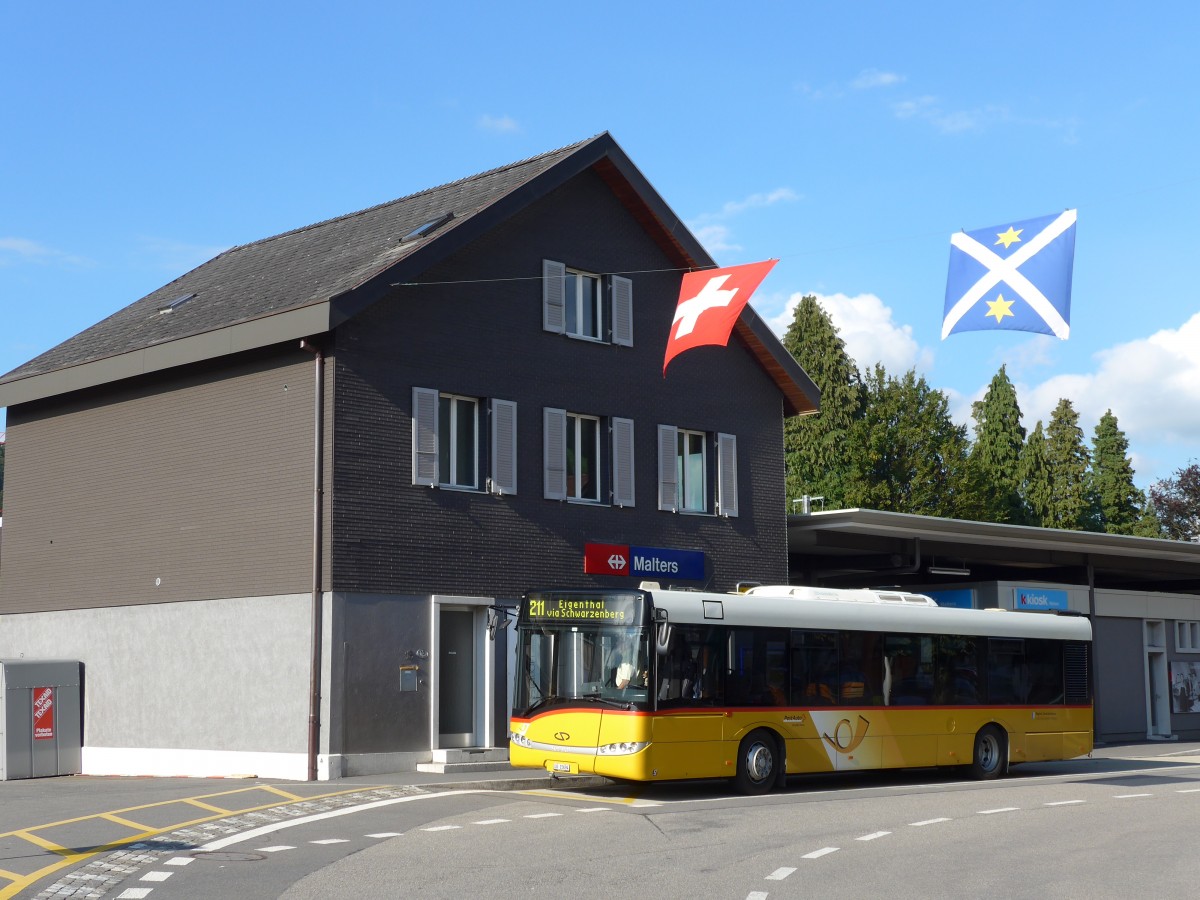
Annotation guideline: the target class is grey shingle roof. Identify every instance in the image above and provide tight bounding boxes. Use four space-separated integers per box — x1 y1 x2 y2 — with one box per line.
1 136 596 385
0 133 818 416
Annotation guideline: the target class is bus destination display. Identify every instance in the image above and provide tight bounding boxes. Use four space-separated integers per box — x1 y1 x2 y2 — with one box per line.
522 592 645 625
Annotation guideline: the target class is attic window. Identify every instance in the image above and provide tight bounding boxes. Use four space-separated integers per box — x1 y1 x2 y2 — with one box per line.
400 211 454 243
157 293 196 314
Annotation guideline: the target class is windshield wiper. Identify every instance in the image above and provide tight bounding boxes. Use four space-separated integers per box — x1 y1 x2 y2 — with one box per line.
580 693 636 711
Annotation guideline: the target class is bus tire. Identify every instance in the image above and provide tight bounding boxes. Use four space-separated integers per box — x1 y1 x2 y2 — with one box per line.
970 725 1007 780
735 729 778 795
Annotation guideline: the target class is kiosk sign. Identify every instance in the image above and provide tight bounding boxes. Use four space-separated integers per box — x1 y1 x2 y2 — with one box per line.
1014 587 1069 611
33 687 55 741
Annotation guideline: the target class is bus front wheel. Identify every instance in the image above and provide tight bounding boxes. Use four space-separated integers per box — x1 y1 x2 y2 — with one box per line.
735 729 778 795
970 725 1007 780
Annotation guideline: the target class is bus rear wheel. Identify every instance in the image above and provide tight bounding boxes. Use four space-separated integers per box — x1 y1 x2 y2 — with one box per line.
735 729 778 795
970 725 1007 780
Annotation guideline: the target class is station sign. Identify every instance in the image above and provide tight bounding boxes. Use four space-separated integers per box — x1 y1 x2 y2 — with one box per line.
1014 587 1070 611
583 542 705 580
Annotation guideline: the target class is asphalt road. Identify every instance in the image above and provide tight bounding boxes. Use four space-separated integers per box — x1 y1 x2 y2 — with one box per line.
4 742 1200 899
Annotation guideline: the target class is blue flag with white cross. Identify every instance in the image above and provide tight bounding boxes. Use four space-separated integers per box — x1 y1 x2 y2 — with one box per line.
942 210 1077 340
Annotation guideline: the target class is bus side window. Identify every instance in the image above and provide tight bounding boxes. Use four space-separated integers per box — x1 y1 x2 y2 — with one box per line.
791 630 838 706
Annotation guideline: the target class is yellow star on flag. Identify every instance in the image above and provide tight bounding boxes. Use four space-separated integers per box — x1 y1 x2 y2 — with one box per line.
994 226 1023 249
986 294 1015 323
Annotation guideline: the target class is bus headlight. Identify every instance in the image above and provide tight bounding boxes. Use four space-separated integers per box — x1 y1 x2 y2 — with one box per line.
510 731 534 748
596 741 649 756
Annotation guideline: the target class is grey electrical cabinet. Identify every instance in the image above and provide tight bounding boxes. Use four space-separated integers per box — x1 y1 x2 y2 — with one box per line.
0 660 83 780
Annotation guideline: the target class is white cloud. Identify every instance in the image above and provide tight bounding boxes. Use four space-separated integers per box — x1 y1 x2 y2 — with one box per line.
691 224 740 254
948 313 1200 484
688 187 798 257
851 69 904 90
0 236 90 267
477 114 520 134
765 291 932 375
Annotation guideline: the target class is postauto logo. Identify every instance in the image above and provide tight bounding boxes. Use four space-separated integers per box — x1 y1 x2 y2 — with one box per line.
583 543 705 580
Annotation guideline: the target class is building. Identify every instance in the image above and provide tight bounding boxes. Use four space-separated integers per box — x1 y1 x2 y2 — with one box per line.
0 134 818 779
788 507 1200 744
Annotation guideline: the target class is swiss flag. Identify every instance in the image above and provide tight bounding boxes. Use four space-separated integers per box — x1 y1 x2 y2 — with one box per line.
663 260 777 375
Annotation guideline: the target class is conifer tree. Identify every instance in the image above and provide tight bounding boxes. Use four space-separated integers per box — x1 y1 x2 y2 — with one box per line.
842 365 980 517
1045 398 1098 531
968 365 1026 524
781 295 862 510
1018 422 1052 527
1091 409 1145 534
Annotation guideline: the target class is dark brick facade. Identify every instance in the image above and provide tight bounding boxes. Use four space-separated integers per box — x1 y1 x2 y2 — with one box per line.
330 168 789 598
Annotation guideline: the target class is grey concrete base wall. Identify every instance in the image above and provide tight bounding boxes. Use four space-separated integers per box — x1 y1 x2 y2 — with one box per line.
0 594 311 760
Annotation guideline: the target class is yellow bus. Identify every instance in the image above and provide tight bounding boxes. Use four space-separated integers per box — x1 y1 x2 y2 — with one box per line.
509 584 1092 793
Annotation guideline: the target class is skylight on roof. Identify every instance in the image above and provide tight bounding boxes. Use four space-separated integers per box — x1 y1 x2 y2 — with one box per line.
157 293 196 314
400 211 455 243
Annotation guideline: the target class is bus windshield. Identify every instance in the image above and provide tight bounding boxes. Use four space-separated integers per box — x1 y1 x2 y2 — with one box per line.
514 622 652 712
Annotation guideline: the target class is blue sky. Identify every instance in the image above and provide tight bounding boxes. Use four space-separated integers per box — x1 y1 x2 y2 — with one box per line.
3 2 1199 489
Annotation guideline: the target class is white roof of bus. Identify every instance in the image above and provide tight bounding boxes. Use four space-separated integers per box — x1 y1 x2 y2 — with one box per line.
647 585 1092 642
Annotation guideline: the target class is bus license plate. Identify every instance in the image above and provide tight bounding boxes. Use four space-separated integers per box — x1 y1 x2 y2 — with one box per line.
552 762 572 773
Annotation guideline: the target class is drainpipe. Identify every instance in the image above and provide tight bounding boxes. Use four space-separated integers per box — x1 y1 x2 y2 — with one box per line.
300 339 325 781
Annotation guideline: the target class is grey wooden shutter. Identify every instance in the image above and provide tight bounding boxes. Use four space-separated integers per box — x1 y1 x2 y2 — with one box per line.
717 432 739 517
657 424 678 511
412 387 439 486
543 407 567 500
612 417 635 507
491 399 517 495
611 275 633 346
543 260 566 333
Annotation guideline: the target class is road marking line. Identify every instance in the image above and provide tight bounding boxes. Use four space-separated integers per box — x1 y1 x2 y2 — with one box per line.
310 838 349 844
803 847 839 859
747 893 770 900
261 785 305 802
140 872 172 882
857 831 891 841
183 799 237 815
1044 800 1085 806
1176 788 1200 794
1115 793 1152 799
164 858 194 866
117 890 153 899
910 818 951 827
575 807 611 813
102 813 153 831
366 832 403 838
199 790 493 852
473 819 510 825
524 813 563 819
519 789 659 806
978 807 1019 815
258 846 295 853
765 867 796 880
422 826 461 832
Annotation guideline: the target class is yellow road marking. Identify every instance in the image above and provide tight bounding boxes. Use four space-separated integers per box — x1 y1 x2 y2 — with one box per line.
0 783 390 900
260 785 304 801
183 798 236 814
100 813 152 830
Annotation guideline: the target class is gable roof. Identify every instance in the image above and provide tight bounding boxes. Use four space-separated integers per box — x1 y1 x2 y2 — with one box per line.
0 133 818 416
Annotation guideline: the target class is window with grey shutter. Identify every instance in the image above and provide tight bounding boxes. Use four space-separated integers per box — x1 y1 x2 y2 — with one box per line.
412 387 439 486
717 432 738 517
491 399 518 495
543 260 566 333
658 424 678 511
612 417 635 507
611 275 633 347
543 407 567 500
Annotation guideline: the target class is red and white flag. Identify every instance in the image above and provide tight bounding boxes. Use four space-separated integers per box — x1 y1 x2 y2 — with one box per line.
663 260 778 375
